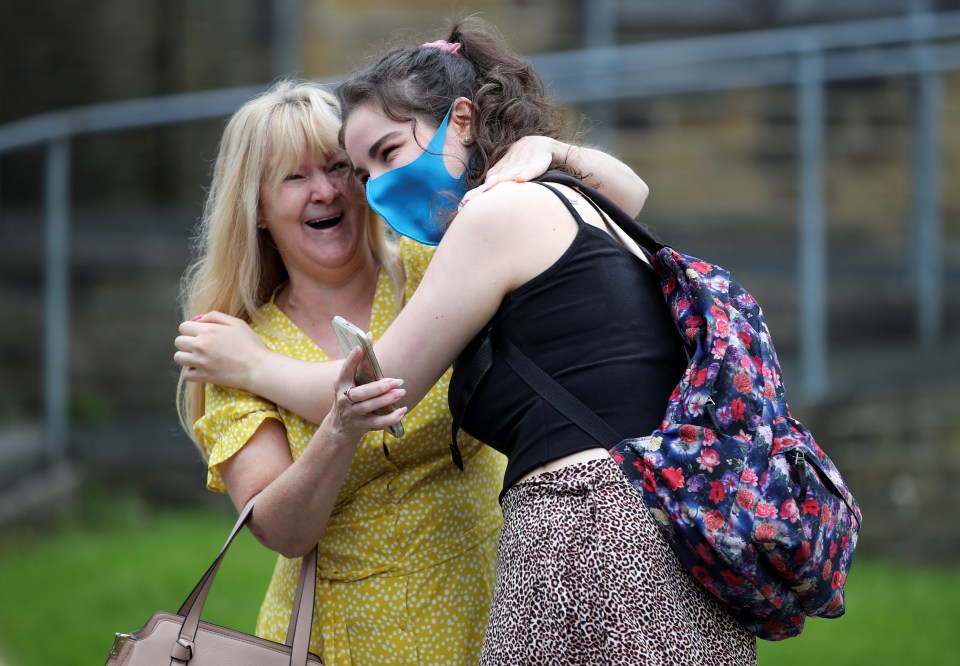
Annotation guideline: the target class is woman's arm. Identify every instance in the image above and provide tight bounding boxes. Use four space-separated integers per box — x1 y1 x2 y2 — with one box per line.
373 182 582 405
460 136 649 217
176 311 354 427
220 346 405 558
176 183 561 425
563 143 649 217
174 143 641 420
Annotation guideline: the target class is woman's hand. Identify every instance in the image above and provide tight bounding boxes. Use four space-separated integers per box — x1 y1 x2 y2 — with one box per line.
174 311 270 389
460 136 558 207
222 345 406 559
328 345 407 440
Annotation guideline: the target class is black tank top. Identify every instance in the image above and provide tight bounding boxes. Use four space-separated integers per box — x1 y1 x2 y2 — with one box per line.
449 185 687 496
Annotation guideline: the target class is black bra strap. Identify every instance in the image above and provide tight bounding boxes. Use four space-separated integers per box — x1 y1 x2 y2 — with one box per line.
536 172 664 254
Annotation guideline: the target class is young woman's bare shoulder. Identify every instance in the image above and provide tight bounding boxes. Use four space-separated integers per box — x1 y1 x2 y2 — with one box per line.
436 181 580 293
451 181 566 239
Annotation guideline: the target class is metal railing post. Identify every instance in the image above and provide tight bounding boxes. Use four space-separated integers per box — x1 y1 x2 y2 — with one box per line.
272 0 299 78
797 45 828 401
911 10 942 347
43 136 71 463
582 0 617 149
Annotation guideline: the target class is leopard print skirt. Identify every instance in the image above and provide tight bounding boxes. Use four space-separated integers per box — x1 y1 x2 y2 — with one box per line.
479 456 757 666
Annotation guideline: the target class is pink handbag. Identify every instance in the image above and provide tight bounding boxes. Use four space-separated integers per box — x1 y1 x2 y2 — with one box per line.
104 495 322 665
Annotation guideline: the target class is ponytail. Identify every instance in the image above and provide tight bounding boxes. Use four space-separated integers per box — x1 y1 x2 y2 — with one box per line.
337 16 570 189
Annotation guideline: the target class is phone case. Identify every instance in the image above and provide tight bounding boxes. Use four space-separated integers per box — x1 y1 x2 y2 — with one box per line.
331 316 404 438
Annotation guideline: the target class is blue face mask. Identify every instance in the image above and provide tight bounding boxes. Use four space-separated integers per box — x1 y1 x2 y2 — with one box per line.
365 105 469 245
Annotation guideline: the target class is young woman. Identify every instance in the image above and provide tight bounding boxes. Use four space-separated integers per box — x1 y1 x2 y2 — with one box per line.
174 76 653 665
333 20 757 662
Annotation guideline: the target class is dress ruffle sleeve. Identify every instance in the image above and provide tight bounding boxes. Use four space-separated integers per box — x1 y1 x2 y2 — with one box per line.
193 382 282 493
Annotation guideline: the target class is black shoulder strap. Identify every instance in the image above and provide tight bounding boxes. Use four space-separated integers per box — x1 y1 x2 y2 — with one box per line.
500 336 623 447
536 171 664 255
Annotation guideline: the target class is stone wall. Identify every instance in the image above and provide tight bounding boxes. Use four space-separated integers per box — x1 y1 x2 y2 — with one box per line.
1 0 959 559
609 76 960 241
300 0 580 78
802 379 960 562
0 0 273 205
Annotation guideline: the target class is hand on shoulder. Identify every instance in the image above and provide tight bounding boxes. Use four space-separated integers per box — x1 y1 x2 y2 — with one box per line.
441 180 582 293
175 311 270 389
452 180 561 238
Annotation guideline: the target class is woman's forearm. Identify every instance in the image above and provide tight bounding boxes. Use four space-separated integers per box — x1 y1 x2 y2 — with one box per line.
247 351 340 424
559 143 649 217
235 418 358 558
468 136 648 218
225 349 406 557
176 313 341 424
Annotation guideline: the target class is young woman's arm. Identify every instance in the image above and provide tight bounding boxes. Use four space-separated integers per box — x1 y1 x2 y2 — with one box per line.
372 182 582 405
176 311 345 424
461 136 649 217
174 183 525 423
175 150 630 421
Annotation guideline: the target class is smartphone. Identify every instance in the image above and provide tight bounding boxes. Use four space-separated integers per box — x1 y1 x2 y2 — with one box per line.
331 316 404 439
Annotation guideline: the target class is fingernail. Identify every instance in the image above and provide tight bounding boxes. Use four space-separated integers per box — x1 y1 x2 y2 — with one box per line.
191 315 203 321
395 379 404 387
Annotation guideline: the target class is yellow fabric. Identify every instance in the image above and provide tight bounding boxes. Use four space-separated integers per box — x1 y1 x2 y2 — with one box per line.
194 238 506 665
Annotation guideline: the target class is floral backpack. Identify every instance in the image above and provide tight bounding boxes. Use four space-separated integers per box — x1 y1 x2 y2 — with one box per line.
507 173 864 641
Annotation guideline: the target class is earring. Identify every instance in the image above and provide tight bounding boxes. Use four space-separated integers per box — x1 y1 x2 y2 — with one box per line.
461 136 472 146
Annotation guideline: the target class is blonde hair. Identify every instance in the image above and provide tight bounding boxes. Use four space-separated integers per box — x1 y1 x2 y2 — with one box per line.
176 79 403 451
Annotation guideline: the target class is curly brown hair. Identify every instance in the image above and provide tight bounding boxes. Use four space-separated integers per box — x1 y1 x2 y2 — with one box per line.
336 16 572 190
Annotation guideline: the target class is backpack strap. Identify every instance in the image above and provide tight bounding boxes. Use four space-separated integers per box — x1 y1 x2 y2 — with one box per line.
500 334 623 447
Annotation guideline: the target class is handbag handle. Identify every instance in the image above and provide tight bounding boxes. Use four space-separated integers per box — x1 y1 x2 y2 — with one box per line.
172 495 317 665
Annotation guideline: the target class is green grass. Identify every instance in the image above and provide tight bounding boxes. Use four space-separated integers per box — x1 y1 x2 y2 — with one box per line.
756 559 959 665
0 496 957 666
0 497 275 666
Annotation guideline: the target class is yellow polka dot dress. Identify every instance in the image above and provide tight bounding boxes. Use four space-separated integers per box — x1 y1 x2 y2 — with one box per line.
194 239 506 665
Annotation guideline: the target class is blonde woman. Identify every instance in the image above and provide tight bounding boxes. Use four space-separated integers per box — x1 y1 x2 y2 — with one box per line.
175 78 650 665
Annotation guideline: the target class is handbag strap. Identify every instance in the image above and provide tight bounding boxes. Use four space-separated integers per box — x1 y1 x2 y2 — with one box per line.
287 545 317 665
173 495 317 666
500 335 623 447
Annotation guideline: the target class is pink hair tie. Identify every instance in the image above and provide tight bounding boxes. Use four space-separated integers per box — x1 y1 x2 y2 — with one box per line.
421 39 463 56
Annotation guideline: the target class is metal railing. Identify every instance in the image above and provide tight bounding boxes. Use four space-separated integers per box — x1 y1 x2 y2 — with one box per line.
1 10 957 462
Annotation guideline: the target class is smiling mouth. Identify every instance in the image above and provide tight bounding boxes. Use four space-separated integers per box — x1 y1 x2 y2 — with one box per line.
305 215 343 230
